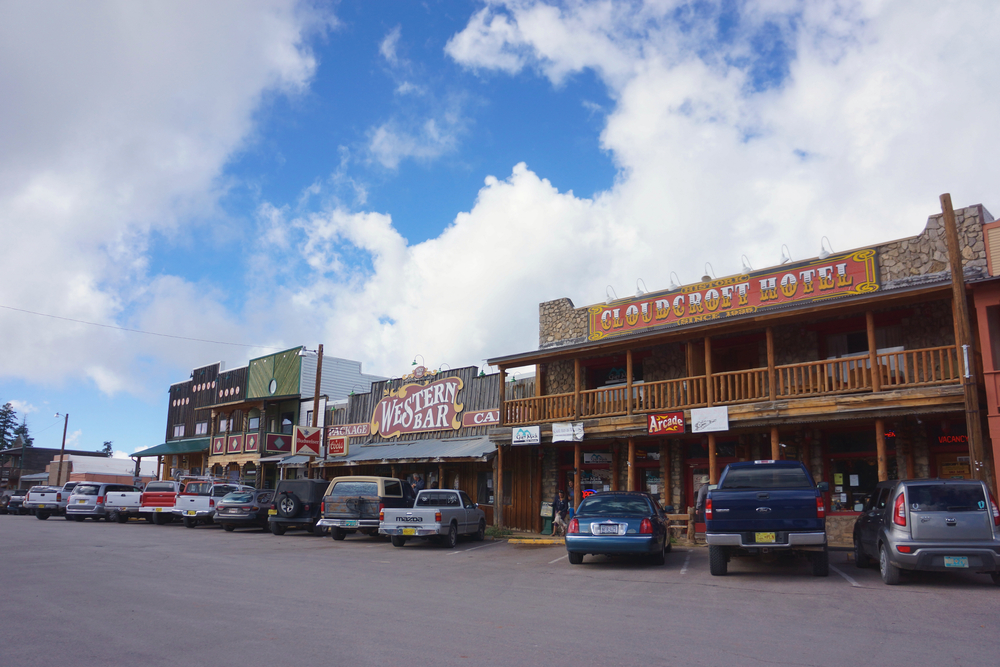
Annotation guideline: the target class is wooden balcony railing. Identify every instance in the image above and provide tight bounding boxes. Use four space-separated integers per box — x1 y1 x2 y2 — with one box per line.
500 345 962 426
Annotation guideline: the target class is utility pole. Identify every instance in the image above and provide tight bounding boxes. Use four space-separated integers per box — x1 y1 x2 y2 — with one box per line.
54 413 69 487
311 344 324 478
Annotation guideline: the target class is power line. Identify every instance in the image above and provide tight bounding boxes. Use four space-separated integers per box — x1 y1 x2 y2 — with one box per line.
0 304 282 350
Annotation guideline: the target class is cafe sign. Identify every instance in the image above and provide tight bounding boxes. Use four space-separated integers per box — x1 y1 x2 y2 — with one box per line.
370 376 464 438
588 250 878 341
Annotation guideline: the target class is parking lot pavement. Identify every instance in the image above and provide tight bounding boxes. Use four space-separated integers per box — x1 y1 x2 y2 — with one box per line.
2 515 998 667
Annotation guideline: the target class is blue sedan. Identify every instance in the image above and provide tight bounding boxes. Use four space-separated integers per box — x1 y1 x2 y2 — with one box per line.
565 492 671 565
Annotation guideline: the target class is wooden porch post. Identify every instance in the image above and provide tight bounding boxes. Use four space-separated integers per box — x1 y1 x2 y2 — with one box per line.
705 337 714 406
391 465 396 478
708 434 718 485
611 444 619 491
627 437 636 491
498 366 506 426
866 311 881 392
771 426 780 460
573 443 581 512
438 463 445 490
626 349 633 416
574 358 581 419
660 440 670 509
534 447 543 534
766 327 776 401
535 364 543 420
497 444 504 526
876 418 887 482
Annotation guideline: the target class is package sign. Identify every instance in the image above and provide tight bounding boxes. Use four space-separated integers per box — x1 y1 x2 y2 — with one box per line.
227 434 244 454
293 426 322 456
244 433 259 453
462 409 500 427
212 437 226 455
588 250 879 341
265 433 292 453
327 435 349 457
648 412 685 435
327 423 370 437
512 425 540 445
691 406 729 433
371 377 464 438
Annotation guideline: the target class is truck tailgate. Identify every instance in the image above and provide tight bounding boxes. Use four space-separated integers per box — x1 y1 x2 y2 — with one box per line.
709 489 822 533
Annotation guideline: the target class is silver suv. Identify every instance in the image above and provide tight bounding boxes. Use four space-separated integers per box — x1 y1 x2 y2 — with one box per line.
853 479 1000 585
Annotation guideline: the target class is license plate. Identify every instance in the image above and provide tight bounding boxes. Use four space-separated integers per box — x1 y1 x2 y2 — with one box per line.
154 507 162 512
343 520 359 528
268 509 277 515
402 528 416 535
944 556 969 568
186 510 196 516
755 532 776 543
38 505 48 509
595 524 620 535
78 500 87 504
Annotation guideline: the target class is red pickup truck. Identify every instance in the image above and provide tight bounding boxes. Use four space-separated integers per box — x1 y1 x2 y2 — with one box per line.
139 480 182 524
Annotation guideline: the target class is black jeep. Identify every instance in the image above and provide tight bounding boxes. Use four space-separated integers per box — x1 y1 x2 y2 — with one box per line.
267 479 329 536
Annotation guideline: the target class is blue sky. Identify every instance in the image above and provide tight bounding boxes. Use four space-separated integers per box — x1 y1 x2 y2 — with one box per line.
2 0 999 456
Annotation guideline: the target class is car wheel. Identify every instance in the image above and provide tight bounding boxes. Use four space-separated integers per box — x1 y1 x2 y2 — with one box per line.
651 539 667 566
183 517 197 529
330 527 345 541
108 510 119 522
223 524 235 532
65 514 74 521
664 535 672 553
853 534 871 568
568 552 584 565
475 520 486 542
73 515 85 522
36 512 49 521
879 543 901 585
145 516 154 523
276 492 302 518
812 546 829 577
391 535 406 547
269 522 286 536
442 523 458 549
709 545 728 576
117 512 129 524
313 523 327 537
991 572 1000 586
152 513 166 525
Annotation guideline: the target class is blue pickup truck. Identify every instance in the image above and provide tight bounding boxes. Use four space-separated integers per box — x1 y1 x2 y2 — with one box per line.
705 460 830 577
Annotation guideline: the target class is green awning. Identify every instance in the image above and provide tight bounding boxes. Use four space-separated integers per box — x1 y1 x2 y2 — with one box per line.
132 438 210 458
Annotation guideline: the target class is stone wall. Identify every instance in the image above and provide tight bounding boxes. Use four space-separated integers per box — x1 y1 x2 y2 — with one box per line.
878 205 991 283
543 359 575 395
539 298 589 348
897 299 955 349
772 323 819 365
642 343 688 381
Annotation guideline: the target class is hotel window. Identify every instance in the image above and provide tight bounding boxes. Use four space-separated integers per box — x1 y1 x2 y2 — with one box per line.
194 421 208 436
219 414 233 433
281 412 294 435
248 415 260 430
172 424 185 438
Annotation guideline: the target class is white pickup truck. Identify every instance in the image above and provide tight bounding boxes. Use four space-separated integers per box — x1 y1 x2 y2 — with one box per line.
172 479 251 528
380 489 487 548
104 486 144 523
23 482 79 520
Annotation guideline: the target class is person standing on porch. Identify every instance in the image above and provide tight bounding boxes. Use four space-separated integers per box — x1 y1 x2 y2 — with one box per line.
552 490 569 537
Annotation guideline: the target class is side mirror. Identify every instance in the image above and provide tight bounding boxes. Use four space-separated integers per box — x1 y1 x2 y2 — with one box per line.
817 481 829 492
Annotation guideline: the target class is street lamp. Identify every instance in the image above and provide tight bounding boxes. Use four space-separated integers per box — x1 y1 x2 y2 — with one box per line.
54 413 69 487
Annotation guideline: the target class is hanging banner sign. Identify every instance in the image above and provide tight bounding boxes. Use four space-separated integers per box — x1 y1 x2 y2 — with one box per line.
552 422 584 442
587 250 879 341
648 412 685 435
462 409 500 427
691 406 730 433
370 376 464 438
327 423 370 438
265 433 292 453
327 435 348 457
512 425 540 445
293 426 322 456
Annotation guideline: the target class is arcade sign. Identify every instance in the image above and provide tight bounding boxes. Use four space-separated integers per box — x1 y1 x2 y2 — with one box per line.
371 376 464 438
588 250 879 341
648 412 685 435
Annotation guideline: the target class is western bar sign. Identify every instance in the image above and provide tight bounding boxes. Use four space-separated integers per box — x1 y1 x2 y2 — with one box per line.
292 426 322 456
370 376 464 438
588 250 879 341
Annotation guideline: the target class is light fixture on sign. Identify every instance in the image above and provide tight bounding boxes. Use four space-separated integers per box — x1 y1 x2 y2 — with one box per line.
635 278 648 298
741 254 753 272
702 262 715 282
605 285 618 305
412 354 424 367
780 244 793 265
668 271 681 290
819 236 833 260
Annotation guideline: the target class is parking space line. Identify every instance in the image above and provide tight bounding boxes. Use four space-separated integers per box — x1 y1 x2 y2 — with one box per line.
830 564 862 587
549 554 568 564
447 541 503 555
680 551 691 575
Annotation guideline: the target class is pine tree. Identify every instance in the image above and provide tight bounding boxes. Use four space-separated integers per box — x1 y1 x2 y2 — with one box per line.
13 418 33 448
0 403 17 450
101 441 114 456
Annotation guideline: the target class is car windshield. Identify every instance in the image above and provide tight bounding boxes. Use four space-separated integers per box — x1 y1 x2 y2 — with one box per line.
144 482 175 492
416 492 461 507
74 484 101 496
577 496 652 516
908 484 987 512
720 467 814 489
222 492 254 504
329 482 378 498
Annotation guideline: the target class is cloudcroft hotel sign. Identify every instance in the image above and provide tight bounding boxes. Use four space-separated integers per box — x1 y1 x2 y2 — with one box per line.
370 376 465 438
588 250 879 341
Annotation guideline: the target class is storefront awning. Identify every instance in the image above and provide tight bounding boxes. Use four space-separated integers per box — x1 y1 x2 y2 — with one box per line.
320 436 495 466
132 438 210 458
278 455 313 467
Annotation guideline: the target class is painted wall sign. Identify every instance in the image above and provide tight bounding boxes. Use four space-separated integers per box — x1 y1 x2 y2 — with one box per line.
227 434 244 454
245 433 259 453
327 435 348 457
212 436 225 455
462 409 500 427
587 250 879 341
552 422 584 442
327 423 370 437
293 426 322 456
370 376 464 438
265 433 292 453
512 425 540 445
690 406 729 433
648 412 685 435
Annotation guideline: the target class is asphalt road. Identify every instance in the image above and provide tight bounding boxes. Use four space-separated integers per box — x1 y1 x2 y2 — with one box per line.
1 513 997 666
